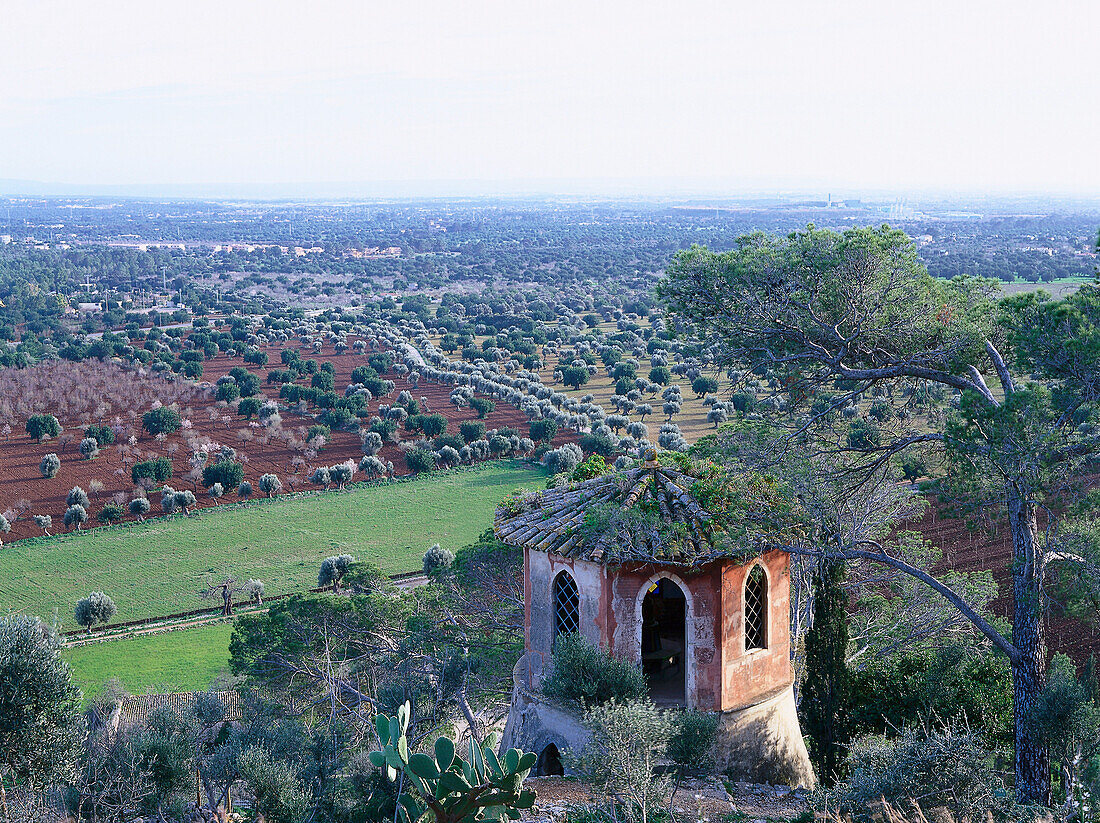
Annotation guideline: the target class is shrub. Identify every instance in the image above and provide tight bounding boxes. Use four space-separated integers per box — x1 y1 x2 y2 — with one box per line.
238 481 253 499
566 698 674 823
823 723 1014 822
541 633 647 708
131 457 173 485
128 497 151 519
96 502 125 524
39 453 60 479
26 414 61 442
203 460 245 490
667 709 719 778
404 448 436 474
142 406 181 436
422 543 455 575
79 437 100 460
74 592 117 633
571 454 608 481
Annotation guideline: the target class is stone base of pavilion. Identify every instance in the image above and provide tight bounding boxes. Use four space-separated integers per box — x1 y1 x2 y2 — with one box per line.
501 651 815 789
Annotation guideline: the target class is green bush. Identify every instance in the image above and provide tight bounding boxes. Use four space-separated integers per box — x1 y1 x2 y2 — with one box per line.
667 709 719 778
542 633 646 709
821 722 1014 822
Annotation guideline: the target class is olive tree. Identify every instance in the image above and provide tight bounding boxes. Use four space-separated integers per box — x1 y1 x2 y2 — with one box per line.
66 486 90 509
78 437 100 460
63 504 88 531
39 453 60 479
258 473 282 497
128 497 151 521
33 514 52 535
422 543 455 576
318 554 355 592
74 592 117 633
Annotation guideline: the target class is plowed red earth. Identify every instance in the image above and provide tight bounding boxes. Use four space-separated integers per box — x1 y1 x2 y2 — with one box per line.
0 341 575 545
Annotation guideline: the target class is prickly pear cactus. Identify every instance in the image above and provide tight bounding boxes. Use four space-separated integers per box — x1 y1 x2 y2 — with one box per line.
368 701 538 823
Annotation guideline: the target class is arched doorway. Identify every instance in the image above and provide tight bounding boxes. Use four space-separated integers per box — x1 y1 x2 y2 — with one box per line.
640 577 686 705
536 743 564 776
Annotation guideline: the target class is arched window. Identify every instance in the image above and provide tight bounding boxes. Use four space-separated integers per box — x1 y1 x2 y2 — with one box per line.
553 571 580 642
744 564 768 651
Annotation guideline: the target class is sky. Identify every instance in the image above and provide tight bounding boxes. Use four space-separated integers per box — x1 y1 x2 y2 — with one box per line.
1 0 1098 197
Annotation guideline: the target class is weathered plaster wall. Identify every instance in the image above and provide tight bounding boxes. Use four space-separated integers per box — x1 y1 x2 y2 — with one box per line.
525 549 607 664
719 549 792 711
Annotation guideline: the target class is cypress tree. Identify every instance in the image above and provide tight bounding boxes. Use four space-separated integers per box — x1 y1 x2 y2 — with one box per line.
800 559 852 785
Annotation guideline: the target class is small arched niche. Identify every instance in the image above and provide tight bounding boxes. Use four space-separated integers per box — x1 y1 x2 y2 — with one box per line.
640 577 686 705
535 743 564 776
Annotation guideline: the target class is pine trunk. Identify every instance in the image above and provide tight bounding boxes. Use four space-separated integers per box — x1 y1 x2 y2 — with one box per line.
1008 489 1051 806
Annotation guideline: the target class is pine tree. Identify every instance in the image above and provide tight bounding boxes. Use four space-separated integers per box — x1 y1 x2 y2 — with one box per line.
800 559 851 785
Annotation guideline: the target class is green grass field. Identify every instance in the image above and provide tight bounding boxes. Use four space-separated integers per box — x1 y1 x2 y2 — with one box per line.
0 461 544 625
64 623 234 702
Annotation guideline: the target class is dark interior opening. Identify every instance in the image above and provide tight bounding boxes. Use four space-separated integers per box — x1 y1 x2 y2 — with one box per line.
536 743 564 776
641 578 686 705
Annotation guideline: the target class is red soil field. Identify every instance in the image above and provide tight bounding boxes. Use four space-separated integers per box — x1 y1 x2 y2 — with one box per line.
0 341 575 544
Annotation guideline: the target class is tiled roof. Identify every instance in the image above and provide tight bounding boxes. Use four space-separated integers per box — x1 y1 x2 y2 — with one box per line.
494 462 717 564
119 690 242 726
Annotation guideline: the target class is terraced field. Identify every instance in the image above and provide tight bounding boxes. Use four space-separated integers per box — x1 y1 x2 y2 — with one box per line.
64 622 234 702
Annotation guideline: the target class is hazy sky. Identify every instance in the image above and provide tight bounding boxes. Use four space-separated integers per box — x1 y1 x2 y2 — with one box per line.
2 0 1098 196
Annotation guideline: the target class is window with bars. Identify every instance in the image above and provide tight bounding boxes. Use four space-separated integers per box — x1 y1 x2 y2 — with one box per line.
744 564 767 651
553 571 580 642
